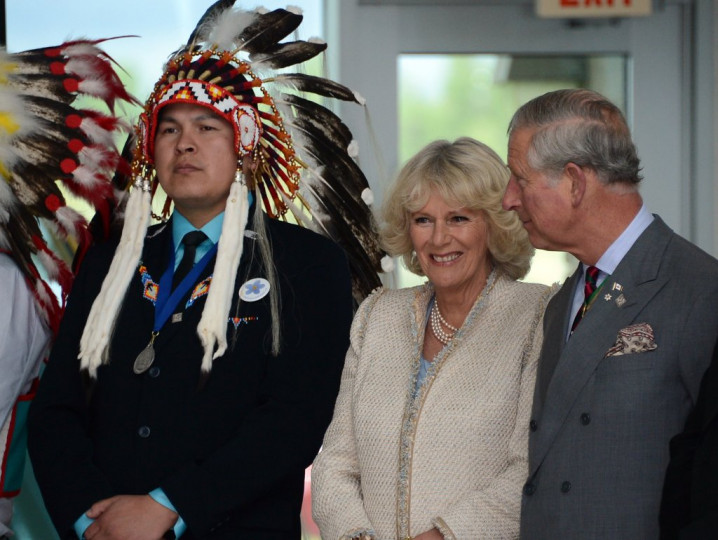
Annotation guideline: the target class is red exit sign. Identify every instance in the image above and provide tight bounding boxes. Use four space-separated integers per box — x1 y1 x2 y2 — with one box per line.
537 0 652 18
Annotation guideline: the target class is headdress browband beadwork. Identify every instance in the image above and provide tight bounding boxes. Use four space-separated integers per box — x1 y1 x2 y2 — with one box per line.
148 78 262 158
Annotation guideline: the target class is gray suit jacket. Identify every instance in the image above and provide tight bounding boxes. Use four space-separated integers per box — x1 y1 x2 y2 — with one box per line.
520 216 718 539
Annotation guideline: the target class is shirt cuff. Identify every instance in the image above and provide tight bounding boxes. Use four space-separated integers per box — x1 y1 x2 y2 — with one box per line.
149 488 187 538
74 513 93 539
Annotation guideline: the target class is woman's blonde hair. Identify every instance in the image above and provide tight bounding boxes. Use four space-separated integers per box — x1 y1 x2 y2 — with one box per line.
381 137 533 280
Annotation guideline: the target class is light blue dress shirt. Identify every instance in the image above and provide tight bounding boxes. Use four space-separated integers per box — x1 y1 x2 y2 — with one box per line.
172 211 224 268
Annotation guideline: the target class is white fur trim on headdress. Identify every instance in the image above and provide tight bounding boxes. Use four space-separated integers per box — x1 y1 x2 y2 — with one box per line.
79 180 151 377
197 175 249 372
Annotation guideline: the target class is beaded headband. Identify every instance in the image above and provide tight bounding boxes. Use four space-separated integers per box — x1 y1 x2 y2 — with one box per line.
141 78 262 162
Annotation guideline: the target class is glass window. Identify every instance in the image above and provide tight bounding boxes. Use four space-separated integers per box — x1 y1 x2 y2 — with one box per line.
397 53 627 288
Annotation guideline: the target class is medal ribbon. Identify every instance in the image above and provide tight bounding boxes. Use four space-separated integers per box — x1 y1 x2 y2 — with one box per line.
134 238 217 375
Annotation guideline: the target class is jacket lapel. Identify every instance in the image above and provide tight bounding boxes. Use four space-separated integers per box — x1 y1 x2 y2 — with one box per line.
530 217 673 473
533 264 580 412
130 221 172 343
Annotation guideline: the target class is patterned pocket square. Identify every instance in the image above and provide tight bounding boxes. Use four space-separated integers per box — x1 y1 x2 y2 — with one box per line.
605 322 658 357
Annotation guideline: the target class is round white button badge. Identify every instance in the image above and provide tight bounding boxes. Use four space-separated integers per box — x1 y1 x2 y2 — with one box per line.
239 277 270 302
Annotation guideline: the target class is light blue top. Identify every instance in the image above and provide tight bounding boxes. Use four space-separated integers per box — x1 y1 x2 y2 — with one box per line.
415 355 431 394
414 297 435 394
172 211 224 268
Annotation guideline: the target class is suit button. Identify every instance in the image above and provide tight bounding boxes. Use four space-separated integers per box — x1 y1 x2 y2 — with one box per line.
149 366 160 378
524 482 536 496
529 420 537 432
138 426 151 438
561 481 571 493
580 413 591 425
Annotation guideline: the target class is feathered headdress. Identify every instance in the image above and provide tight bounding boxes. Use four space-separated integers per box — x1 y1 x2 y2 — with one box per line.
0 38 136 334
79 2 389 377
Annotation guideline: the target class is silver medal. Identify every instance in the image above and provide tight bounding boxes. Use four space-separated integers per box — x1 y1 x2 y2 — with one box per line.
133 332 158 374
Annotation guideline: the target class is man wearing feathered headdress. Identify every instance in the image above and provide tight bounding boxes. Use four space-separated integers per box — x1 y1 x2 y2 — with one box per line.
27 3 385 539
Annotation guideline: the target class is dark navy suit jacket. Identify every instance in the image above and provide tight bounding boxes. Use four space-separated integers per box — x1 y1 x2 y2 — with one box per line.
28 212 353 539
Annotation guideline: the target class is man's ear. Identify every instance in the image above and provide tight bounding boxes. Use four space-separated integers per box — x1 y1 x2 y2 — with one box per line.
564 162 587 207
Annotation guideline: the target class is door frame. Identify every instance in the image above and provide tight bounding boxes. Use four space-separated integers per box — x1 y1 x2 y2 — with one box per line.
328 0 716 255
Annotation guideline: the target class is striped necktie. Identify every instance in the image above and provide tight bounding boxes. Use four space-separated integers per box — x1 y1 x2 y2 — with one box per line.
570 265 600 333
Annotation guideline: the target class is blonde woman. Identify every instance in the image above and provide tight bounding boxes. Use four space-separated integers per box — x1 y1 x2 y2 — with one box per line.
312 137 554 540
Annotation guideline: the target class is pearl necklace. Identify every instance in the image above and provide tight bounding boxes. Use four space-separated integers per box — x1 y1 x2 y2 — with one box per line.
430 300 458 345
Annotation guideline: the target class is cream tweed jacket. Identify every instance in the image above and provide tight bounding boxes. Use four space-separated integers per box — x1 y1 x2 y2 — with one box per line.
312 273 552 540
